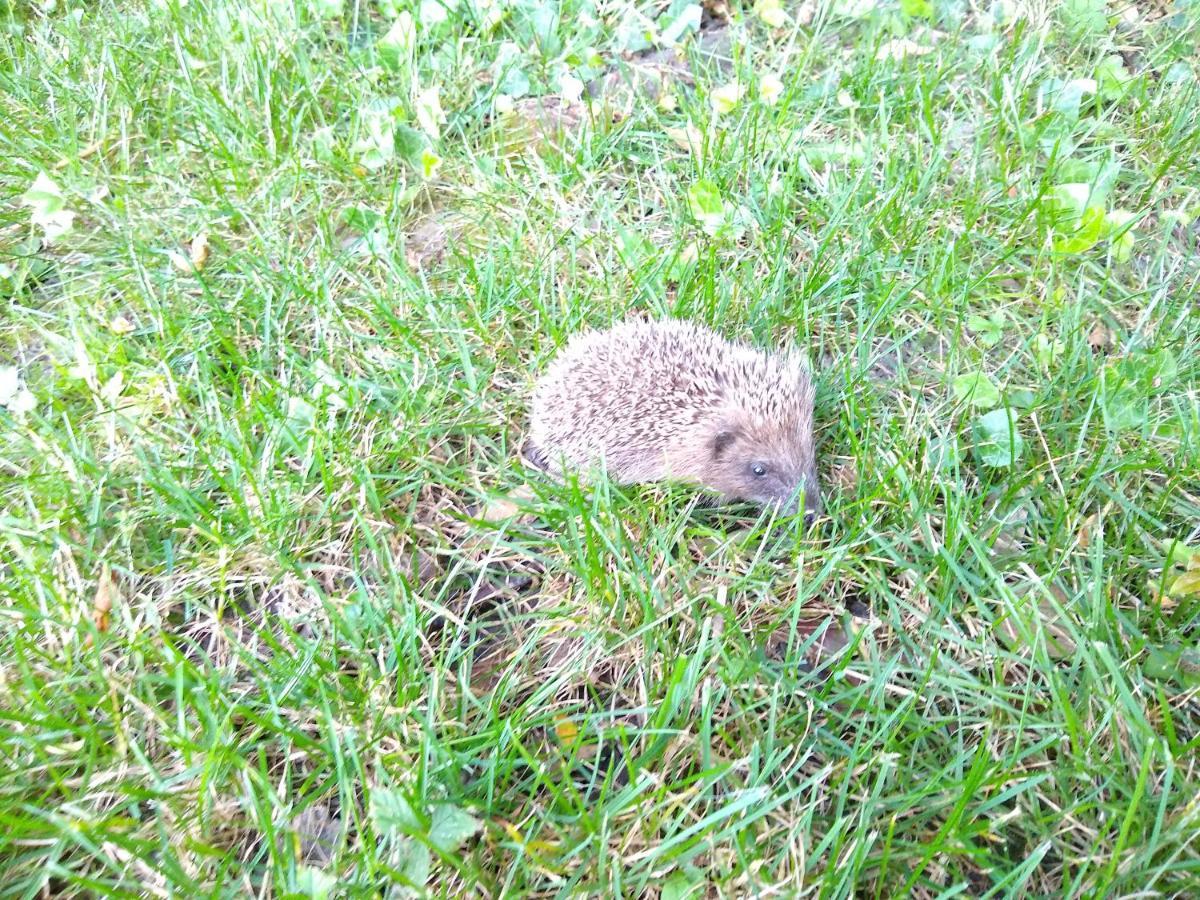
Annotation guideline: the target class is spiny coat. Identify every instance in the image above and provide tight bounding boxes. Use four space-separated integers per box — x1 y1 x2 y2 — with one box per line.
524 317 821 515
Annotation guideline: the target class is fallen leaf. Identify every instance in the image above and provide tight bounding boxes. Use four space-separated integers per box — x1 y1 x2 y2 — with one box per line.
755 0 789 28
478 486 534 522
875 39 934 62
21 172 75 242
996 582 1076 660
109 315 135 335
1169 570 1200 597
1076 512 1099 549
93 564 116 634
405 218 449 269
189 232 210 271
759 73 784 106
665 121 704 155
553 716 578 744
710 81 744 115
54 138 104 169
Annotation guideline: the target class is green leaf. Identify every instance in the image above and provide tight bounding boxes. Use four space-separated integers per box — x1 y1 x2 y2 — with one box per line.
795 140 867 166
428 803 482 855
371 788 420 835
352 107 396 170
495 41 532 97
294 866 337 900
312 126 336 162
1141 348 1178 387
662 870 705 900
659 2 700 45
1032 333 1063 369
1061 0 1107 35
1101 208 1136 261
966 311 1005 347
378 10 415 61
1144 645 1182 681
926 435 961 473
1045 183 1091 222
396 839 432 888
420 148 442 179
20 172 75 242
414 86 444 140
1053 205 1105 254
952 373 1002 409
686 179 725 237
900 0 933 16
1165 543 1200 571
1008 388 1037 409
1096 54 1133 101
1040 77 1096 119
1113 348 1177 395
1057 159 1120 208
1168 570 1200 598
311 0 343 20
1099 367 1144 433
339 205 382 234
1144 645 1200 687
394 123 428 166
972 408 1025 468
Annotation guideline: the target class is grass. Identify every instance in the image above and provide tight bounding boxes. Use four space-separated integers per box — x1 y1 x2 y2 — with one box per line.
2 0 1200 895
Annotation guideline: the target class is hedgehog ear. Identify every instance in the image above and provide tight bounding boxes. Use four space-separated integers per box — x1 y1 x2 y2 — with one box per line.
711 429 738 459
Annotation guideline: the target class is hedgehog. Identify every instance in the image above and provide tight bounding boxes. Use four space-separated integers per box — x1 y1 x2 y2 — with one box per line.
522 317 821 519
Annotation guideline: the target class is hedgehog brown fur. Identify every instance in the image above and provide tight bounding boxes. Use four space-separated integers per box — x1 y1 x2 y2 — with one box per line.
524 317 821 517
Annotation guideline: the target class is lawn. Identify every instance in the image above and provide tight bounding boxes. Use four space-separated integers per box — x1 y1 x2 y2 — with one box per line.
2 0 1200 896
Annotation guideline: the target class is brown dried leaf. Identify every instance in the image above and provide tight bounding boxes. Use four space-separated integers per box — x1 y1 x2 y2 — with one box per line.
189 231 210 271
665 122 704 155
1077 513 1099 549
478 486 535 523
996 583 1076 660
93 564 116 633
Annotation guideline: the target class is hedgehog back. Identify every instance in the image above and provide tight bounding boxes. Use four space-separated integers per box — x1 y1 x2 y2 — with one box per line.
529 319 772 483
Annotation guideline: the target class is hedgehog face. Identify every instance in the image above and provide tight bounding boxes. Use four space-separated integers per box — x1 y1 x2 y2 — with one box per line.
707 422 822 521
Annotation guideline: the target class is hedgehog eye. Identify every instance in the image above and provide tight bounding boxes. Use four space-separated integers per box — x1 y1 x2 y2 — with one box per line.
751 463 768 478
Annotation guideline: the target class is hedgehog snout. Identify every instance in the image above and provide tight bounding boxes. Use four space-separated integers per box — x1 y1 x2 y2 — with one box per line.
783 471 822 524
